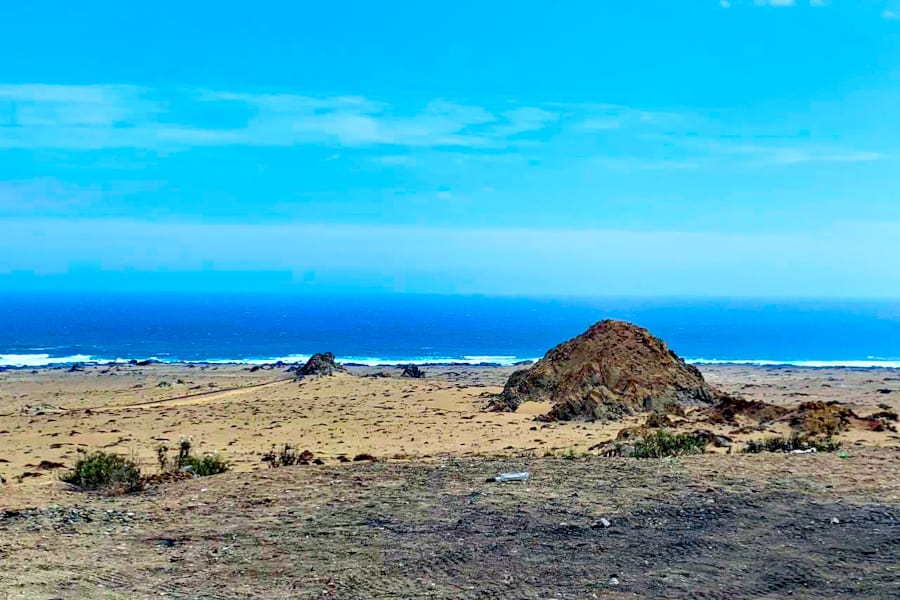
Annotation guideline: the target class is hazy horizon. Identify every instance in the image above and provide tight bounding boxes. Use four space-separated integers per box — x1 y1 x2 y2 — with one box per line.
2 1 899 297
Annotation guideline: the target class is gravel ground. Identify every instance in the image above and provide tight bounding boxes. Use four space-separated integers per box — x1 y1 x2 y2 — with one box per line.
2 450 899 599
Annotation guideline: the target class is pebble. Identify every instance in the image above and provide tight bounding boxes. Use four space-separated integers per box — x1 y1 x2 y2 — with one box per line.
609 576 620 585
599 518 612 528
830 517 840 524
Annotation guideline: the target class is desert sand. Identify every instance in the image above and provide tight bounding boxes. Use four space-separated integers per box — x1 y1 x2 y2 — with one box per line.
1 362 898 504
1 363 899 598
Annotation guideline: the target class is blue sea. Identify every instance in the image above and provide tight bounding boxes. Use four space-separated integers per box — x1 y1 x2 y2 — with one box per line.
1 293 899 368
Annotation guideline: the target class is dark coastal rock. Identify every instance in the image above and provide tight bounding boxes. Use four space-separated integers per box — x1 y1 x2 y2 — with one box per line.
488 320 719 421
298 353 345 377
400 364 425 379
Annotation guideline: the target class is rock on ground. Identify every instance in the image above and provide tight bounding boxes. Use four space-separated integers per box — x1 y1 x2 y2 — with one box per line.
298 353 346 377
489 319 719 421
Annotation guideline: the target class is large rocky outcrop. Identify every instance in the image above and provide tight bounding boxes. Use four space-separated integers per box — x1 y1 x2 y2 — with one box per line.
488 320 718 421
297 353 345 377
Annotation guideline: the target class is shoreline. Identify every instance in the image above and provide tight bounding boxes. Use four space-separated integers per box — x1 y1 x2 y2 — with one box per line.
3 355 900 370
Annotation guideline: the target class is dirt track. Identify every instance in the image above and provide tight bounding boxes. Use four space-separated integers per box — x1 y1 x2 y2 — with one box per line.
2 450 898 599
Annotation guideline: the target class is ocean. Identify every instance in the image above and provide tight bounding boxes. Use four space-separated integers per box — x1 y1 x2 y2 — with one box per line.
1 293 899 368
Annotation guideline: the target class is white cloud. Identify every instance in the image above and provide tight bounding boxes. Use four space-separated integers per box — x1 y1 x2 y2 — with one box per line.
707 141 883 165
809 0 828 6
0 85 564 151
0 84 159 126
720 1 732 8
755 0 796 5
492 107 558 136
594 157 700 171
883 9 899 19
575 103 684 132
0 84 886 173
0 178 163 213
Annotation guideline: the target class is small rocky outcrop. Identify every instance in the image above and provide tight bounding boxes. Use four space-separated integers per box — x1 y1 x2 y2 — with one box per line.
298 353 345 377
488 320 718 421
701 395 788 425
400 364 425 379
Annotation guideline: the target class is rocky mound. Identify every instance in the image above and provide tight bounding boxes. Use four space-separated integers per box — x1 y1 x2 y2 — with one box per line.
297 353 345 377
488 320 718 421
400 364 425 379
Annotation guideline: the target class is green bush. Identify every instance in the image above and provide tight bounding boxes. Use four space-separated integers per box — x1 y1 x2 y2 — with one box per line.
156 439 229 477
180 454 229 476
743 434 841 454
60 450 143 492
631 430 708 459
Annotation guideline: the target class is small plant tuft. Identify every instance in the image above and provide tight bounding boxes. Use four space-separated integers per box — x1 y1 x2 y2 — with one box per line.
156 439 229 477
631 430 708 459
261 444 316 467
60 450 143 493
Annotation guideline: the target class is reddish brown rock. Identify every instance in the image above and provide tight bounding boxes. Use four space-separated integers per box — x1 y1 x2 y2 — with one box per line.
786 401 856 436
489 320 718 421
702 395 789 425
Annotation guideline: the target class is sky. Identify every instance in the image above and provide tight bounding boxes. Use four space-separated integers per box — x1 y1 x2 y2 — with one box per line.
1 0 899 296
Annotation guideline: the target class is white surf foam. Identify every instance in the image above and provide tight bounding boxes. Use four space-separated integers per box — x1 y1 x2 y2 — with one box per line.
339 355 537 367
688 358 900 369
0 354 95 367
6 353 896 370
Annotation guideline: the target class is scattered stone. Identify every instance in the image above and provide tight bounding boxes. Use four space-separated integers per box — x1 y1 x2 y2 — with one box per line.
690 429 733 448
702 395 788 425
36 460 66 470
830 517 840 524
645 412 674 428
588 441 635 457
352 453 378 462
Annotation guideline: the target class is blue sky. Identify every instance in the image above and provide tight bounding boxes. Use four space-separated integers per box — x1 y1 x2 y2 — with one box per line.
1 0 899 296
